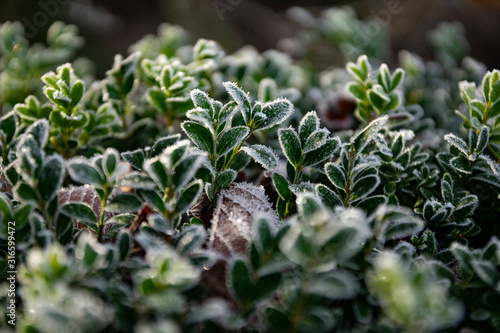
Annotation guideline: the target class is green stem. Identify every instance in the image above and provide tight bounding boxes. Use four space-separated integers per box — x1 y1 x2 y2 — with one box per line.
344 146 357 207
283 163 303 219
97 196 107 242
223 128 254 170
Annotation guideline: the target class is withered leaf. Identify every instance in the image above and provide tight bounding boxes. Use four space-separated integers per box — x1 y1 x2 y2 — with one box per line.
209 182 278 258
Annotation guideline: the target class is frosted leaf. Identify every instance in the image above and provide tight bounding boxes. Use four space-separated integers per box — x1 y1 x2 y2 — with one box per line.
303 129 329 153
280 206 371 265
190 89 214 115
161 139 191 165
298 110 320 144
289 182 315 195
241 144 279 170
444 133 469 156
478 154 500 175
253 111 267 123
351 116 388 153
52 89 72 103
373 133 392 157
25 119 50 149
209 182 278 259
223 82 252 124
257 98 294 130
389 129 415 141
186 108 214 132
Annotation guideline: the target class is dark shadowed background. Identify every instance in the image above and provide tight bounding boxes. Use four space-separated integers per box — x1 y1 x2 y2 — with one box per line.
1 0 500 76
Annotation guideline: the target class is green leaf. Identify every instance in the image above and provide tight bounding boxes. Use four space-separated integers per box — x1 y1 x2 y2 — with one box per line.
227 150 251 171
265 307 292 332
103 148 120 177
144 158 168 190
147 87 167 111
278 128 301 167
229 258 252 302
303 138 340 167
377 64 391 91
368 86 389 111
217 126 249 156
55 213 73 245
297 194 322 220
353 297 373 325
454 195 478 220
483 72 492 103
169 141 189 168
347 55 370 82
117 172 156 190
176 180 203 214
352 175 380 200
352 116 388 153
472 259 498 287
60 202 97 223
470 173 500 188
307 272 358 300
272 172 291 200
258 78 278 102
13 183 38 204
391 134 404 157
38 155 64 201
487 99 500 119
121 149 145 170
214 169 237 193
444 133 469 156
173 155 203 189
107 193 142 213
459 81 476 104
255 216 274 253
190 89 214 116
451 243 474 280
253 273 281 301
218 101 238 124
151 134 181 157
441 173 454 203
347 82 366 101
315 184 343 209
115 229 133 262
298 111 320 144
450 156 471 174
355 195 387 213
325 162 346 191
414 229 437 255
379 207 424 240
475 125 489 154
138 190 165 212
67 158 104 187
26 119 49 148
390 68 405 90
224 82 252 124
105 213 135 225
491 79 500 102
182 121 213 154
70 80 84 107
303 129 328 153
0 112 17 142
257 98 294 130
241 144 279 170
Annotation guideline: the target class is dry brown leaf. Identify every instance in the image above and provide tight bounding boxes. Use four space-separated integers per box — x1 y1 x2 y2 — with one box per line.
209 182 278 258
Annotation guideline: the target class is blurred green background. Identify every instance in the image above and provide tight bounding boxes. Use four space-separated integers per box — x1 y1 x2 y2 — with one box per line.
1 0 500 76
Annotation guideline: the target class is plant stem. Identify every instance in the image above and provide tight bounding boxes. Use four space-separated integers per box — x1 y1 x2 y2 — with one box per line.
97 196 107 242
